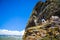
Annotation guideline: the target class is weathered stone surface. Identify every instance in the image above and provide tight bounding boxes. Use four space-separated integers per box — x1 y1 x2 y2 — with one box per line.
23 0 60 40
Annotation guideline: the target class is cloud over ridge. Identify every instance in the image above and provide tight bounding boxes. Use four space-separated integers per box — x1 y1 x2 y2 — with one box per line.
0 29 25 36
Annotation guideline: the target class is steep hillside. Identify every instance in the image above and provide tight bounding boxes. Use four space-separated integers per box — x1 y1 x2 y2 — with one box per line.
23 0 60 40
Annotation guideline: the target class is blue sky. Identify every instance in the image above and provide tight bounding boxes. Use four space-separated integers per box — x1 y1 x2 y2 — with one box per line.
0 0 45 32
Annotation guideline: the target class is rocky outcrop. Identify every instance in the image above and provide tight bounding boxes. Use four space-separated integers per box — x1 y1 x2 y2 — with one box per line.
23 0 60 40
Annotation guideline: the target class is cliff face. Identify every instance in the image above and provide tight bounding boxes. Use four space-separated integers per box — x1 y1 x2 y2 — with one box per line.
23 0 60 40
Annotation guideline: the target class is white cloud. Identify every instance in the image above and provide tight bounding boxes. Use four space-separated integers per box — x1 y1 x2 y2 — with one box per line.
0 29 25 36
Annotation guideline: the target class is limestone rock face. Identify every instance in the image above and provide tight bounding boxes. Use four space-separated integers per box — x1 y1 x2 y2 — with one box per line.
23 0 60 40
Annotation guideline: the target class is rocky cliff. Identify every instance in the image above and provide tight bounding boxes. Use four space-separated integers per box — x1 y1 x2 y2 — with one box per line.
23 0 60 40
